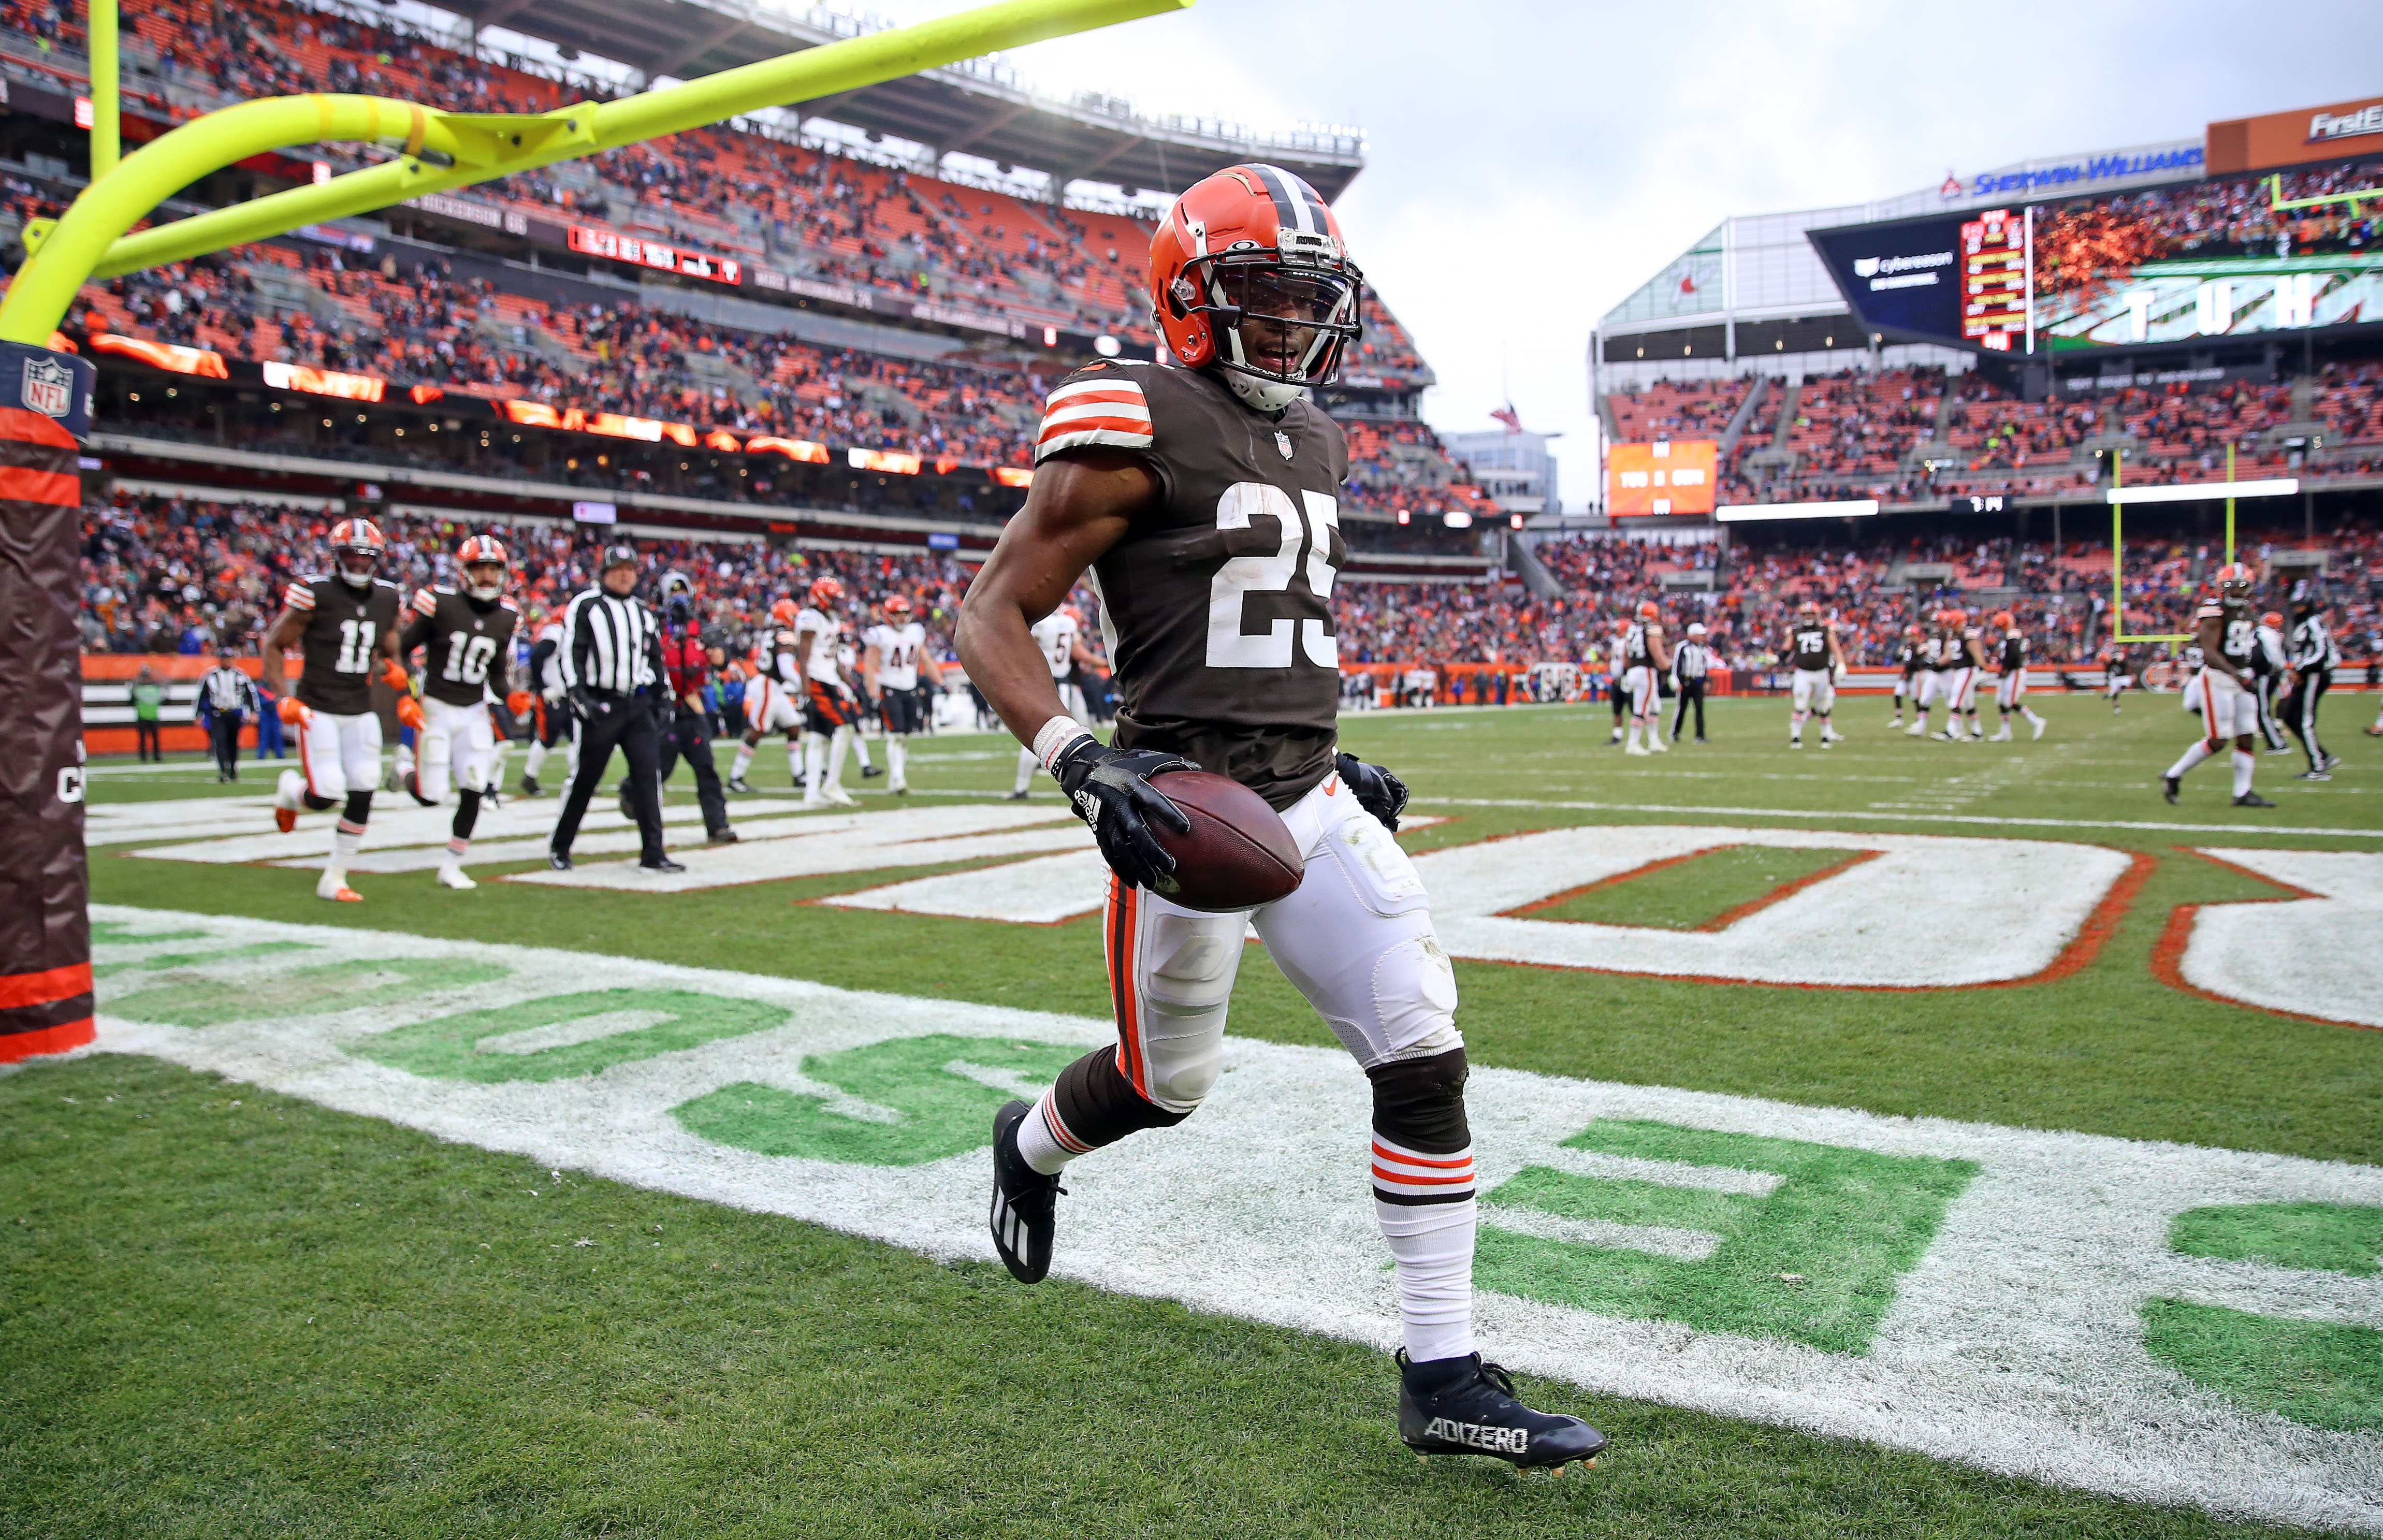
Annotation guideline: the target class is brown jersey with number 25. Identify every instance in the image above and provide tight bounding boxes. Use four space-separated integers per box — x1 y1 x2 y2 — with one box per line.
1033 359 1350 809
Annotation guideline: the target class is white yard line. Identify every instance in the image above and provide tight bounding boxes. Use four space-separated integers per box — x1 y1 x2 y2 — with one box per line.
1415 796 2383 841
73 907 2383 1537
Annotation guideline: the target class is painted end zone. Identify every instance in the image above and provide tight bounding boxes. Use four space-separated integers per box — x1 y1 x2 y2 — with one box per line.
2161 848 2383 1031
77 906 2383 1537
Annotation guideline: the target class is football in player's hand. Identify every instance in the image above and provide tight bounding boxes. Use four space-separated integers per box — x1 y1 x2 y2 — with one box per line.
1143 770 1303 911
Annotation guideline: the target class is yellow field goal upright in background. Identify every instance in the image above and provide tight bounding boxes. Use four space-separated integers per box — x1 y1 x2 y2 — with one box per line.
2104 444 2302 646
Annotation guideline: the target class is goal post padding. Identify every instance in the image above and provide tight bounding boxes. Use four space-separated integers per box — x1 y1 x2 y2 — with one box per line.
0 341 97 1063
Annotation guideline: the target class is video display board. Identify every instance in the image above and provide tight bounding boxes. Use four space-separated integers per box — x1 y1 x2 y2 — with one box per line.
1607 439 1718 516
1809 156 2383 353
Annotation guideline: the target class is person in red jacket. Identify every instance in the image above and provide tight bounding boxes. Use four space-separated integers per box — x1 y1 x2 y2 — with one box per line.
621 575 736 844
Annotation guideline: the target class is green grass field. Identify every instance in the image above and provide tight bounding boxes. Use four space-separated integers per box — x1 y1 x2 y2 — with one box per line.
7 691 2380 1538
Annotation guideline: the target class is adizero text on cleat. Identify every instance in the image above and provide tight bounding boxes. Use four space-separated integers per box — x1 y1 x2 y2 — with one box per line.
989 1099 1063 1284
1397 1351 1605 1471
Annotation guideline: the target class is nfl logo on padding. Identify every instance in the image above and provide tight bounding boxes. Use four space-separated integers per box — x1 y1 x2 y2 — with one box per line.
22 354 71 418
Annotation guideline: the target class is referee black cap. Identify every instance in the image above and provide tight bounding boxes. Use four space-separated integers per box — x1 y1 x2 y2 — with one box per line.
601 543 639 572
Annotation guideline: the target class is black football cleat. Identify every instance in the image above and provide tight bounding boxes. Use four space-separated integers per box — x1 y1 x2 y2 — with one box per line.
641 856 688 874
547 850 573 871
1398 1351 1605 1473
727 776 753 794
2161 774 2181 805
2232 791 2276 808
989 1098 1064 1284
520 773 541 798
708 826 740 845
862 763 885 779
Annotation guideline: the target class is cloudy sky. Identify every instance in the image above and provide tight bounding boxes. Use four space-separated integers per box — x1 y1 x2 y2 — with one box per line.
852 0 2374 499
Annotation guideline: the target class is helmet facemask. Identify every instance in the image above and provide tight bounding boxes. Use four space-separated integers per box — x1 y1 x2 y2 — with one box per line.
1172 241 1362 413
335 543 379 590
463 560 506 603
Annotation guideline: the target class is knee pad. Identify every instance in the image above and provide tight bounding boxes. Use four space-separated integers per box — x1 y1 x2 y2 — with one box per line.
301 792 337 812
342 790 373 826
1367 1045 1470 1155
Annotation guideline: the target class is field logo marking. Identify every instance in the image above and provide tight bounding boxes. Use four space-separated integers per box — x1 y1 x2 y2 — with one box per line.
76 905 2383 1536
2156 848 2383 1030
1416 826 2139 988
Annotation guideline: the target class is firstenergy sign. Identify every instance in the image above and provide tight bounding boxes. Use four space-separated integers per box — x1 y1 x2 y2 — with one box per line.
1608 439 1717 516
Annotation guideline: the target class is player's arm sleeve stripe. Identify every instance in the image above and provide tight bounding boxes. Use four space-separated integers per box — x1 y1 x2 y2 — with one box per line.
282 582 315 612
412 589 438 616
1044 379 1148 409
1040 397 1153 429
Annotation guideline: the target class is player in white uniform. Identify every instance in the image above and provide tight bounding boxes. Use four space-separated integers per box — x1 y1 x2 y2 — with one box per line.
1619 600 1670 756
795 576 863 808
729 598 806 793
2162 563 2274 807
1009 603 1102 796
862 593 944 794
838 629 882 780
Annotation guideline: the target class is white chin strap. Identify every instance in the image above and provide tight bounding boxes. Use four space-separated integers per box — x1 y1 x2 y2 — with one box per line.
1220 370 1309 413
337 564 374 589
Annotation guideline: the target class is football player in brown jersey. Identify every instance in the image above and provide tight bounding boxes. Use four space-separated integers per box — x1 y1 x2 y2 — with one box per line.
957 164 1602 1474
263 517 410 902
2163 563 2275 807
396 535 521 889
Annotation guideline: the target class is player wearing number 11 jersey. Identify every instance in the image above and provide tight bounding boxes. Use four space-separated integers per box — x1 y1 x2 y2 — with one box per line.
398 536 521 889
264 518 405 902
957 162 1602 1474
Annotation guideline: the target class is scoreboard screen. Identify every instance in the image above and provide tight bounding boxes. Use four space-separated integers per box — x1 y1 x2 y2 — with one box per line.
1960 209 2026 352
1607 439 1718 516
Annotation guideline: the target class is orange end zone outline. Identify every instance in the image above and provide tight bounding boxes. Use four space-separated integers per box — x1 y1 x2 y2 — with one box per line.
2148 847 2377 1033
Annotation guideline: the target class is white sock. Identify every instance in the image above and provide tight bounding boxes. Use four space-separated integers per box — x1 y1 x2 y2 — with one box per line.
827 725 853 787
852 734 875 771
2167 739 2215 779
888 735 908 787
1373 1134 1477 1363
1015 744 1038 793
1016 1092 1081 1176
524 739 549 779
442 835 469 870
330 816 365 880
1790 710 1806 738
2023 707 2045 727
488 740 511 790
2232 749 2255 798
395 742 415 780
802 732 827 797
730 742 754 782
789 737 806 786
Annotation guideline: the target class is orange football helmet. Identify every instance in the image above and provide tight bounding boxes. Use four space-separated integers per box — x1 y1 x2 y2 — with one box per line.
328 516 385 587
882 593 913 619
1149 164 1363 411
2213 562 2253 598
2261 610 2284 629
1992 609 2014 629
769 598 798 628
1942 607 1967 628
807 576 845 610
1635 601 1660 620
457 534 509 601
1904 622 1925 638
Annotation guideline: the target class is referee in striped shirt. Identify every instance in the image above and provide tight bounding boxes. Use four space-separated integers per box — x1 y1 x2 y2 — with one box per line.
548 544 682 873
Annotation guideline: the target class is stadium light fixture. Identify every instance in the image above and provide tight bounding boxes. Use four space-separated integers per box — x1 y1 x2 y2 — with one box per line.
2101 478 2299 505
1715 499 1880 522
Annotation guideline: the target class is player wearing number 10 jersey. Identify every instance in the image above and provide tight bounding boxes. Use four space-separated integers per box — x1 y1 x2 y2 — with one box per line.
957 163 1602 1474
264 518 405 902
398 536 521 890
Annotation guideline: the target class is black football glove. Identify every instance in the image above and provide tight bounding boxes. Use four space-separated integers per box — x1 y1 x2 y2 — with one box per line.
568 687 610 721
1336 751 1409 834
1052 737 1195 892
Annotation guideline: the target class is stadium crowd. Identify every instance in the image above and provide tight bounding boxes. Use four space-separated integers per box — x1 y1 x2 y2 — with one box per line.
82 495 2381 680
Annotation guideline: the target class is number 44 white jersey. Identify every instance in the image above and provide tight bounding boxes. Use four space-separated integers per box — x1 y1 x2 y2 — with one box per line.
865 620 928 690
